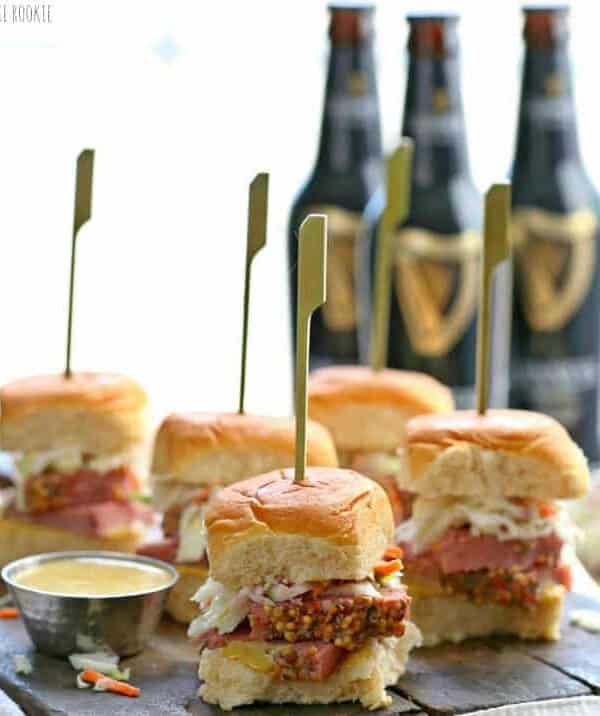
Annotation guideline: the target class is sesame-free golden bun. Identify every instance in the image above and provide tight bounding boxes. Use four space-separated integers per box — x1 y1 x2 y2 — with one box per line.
402 409 589 500
0 517 145 569
151 412 338 486
205 467 394 590
165 563 209 624
408 585 564 646
0 372 148 456
308 366 454 453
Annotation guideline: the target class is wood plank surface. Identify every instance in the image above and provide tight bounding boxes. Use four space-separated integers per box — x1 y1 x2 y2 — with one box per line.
520 592 600 691
0 592 598 715
393 639 590 714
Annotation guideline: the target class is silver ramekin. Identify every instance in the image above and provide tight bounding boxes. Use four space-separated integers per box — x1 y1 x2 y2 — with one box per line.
2 550 178 657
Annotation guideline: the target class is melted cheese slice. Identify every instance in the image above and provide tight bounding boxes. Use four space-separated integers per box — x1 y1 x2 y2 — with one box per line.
177 563 209 579
403 575 448 599
404 576 564 602
221 642 274 673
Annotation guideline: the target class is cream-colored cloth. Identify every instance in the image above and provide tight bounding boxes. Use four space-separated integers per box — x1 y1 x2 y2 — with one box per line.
0 690 25 715
466 697 600 715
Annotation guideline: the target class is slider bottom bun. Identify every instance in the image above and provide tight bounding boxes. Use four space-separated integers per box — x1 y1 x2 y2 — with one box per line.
165 563 208 624
410 586 564 647
198 622 422 712
0 517 144 568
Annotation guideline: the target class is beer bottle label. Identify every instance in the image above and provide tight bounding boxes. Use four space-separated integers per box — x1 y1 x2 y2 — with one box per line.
326 69 379 128
404 88 464 143
306 204 363 331
394 228 480 357
512 208 597 332
524 71 574 130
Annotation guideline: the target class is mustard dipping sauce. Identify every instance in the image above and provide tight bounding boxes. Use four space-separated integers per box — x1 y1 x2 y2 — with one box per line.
13 558 172 597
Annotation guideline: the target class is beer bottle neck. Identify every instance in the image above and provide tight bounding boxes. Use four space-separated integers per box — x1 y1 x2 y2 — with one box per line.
315 40 381 175
402 52 471 187
514 43 581 173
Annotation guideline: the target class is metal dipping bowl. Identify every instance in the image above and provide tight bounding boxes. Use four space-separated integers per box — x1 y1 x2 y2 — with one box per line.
2 551 178 657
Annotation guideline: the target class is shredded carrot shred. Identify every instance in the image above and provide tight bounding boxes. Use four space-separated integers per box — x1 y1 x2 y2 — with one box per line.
192 487 211 504
373 559 402 576
310 582 329 598
80 670 140 698
383 546 404 561
539 503 558 518
0 608 19 619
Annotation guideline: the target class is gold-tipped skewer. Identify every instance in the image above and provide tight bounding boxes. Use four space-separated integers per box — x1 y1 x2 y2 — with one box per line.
370 139 414 371
476 183 511 414
238 173 269 414
294 215 327 482
65 149 95 378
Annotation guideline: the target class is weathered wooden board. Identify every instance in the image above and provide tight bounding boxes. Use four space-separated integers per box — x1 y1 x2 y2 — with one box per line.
393 640 589 715
391 592 598 714
0 592 599 715
519 592 600 691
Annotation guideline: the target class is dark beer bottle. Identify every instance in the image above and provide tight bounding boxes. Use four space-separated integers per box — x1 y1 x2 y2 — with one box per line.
359 14 500 409
289 4 382 370
510 8 600 461
510 7 600 462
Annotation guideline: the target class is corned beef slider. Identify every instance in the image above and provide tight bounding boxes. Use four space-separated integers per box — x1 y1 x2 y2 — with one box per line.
139 413 338 624
308 366 454 524
0 373 152 564
188 467 421 711
395 409 589 646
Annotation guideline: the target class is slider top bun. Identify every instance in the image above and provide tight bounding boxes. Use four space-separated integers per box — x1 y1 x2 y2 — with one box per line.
151 412 338 486
402 409 589 500
308 365 454 453
206 467 393 589
1 372 148 456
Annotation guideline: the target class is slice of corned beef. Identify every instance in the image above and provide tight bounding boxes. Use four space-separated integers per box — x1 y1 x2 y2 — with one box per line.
137 537 179 563
9 500 153 538
402 528 563 578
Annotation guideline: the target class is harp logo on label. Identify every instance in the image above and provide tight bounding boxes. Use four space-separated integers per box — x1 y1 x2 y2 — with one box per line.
393 227 480 357
0 3 52 23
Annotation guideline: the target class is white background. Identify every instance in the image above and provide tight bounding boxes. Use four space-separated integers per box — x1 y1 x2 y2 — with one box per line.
1 0 599 427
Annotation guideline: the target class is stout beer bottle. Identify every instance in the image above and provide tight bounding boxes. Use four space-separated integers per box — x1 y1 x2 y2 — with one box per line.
289 4 382 370
359 14 504 408
510 7 600 462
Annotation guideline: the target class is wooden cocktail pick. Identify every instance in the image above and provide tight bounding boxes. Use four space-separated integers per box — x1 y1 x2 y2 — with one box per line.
476 183 511 414
65 149 95 378
370 138 414 371
294 215 327 482
238 173 269 414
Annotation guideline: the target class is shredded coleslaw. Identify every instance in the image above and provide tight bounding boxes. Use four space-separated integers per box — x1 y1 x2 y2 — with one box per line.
395 495 578 554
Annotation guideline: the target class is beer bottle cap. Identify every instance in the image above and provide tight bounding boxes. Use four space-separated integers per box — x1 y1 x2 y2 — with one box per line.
328 1 373 8
328 4 374 44
407 14 459 58
523 5 569 48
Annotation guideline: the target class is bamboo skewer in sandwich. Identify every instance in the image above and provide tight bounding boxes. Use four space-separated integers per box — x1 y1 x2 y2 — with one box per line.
189 215 421 711
309 141 454 527
395 184 589 645
0 151 153 565
139 176 338 623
